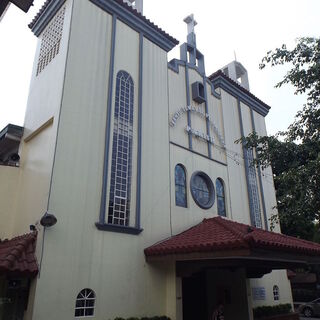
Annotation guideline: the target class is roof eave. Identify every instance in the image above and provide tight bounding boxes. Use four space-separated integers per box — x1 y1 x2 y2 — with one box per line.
29 0 65 36
29 0 178 52
209 71 271 117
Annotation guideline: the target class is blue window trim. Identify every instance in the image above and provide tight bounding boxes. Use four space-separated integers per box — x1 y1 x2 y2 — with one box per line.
190 171 215 210
237 99 262 228
107 70 134 226
95 223 143 235
250 108 268 230
175 164 187 208
97 19 143 235
216 178 226 217
98 13 117 225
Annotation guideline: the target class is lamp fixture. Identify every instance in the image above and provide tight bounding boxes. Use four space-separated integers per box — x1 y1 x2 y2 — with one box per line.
40 211 57 227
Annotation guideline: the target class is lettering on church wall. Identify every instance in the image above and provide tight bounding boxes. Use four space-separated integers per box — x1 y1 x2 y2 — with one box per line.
169 105 225 147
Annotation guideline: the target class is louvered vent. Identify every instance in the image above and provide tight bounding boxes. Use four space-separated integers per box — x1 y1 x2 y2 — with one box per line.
36 6 66 76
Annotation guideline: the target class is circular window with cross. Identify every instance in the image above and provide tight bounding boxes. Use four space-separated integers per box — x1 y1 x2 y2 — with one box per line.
190 171 215 209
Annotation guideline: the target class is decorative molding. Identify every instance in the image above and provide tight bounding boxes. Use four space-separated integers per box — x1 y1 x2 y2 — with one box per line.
95 223 143 235
203 75 212 158
237 99 263 229
24 117 54 143
237 98 255 227
135 32 143 229
99 13 117 225
31 0 66 36
250 108 268 231
168 59 220 98
89 0 177 52
213 76 270 117
185 65 192 150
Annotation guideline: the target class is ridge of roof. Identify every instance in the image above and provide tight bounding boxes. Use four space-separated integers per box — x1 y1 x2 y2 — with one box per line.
28 0 178 47
209 70 271 111
145 216 320 257
0 232 38 276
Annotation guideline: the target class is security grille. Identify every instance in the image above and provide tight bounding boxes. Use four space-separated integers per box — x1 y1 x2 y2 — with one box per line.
108 71 134 226
36 6 66 76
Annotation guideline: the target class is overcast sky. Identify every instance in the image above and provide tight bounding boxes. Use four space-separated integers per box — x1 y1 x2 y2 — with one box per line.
0 0 319 134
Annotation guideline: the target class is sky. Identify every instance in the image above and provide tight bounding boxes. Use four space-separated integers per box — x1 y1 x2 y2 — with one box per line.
0 0 319 134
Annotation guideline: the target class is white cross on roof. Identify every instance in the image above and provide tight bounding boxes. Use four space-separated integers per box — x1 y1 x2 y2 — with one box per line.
183 14 197 35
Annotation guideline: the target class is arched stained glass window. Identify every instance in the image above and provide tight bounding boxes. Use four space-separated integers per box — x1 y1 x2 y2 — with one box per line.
108 71 134 226
273 285 279 301
75 288 95 317
216 178 226 216
175 164 187 207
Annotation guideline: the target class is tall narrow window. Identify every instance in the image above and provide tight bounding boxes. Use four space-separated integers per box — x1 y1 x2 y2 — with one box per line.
175 164 187 207
108 71 134 226
216 178 226 216
245 148 262 228
75 288 95 317
273 285 280 301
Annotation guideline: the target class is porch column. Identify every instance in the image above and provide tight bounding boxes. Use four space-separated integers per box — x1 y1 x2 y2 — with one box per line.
246 278 254 320
166 261 178 320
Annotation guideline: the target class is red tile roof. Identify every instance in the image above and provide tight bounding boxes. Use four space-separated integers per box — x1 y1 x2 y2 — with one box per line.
145 217 320 257
28 0 179 46
0 232 38 277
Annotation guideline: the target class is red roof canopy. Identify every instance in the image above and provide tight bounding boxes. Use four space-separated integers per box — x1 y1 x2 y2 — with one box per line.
145 217 320 262
0 232 38 277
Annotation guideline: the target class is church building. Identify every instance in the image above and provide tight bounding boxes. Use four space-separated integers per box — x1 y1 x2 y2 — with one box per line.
1 0 320 319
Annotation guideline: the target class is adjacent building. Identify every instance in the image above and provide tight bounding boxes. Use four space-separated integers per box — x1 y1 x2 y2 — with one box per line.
0 0 34 21
1 0 320 319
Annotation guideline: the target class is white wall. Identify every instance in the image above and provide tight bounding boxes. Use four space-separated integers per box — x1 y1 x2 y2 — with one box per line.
251 270 293 308
31 0 173 319
220 90 251 225
0 165 19 238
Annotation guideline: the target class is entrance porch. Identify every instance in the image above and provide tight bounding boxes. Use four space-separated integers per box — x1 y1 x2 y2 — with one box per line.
180 267 250 320
145 217 320 320
0 232 38 320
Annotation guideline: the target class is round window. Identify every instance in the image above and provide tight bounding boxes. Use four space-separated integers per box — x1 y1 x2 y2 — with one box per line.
190 171 215 209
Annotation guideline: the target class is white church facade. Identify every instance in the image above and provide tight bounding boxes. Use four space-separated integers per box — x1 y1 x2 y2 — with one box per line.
1 0 320 319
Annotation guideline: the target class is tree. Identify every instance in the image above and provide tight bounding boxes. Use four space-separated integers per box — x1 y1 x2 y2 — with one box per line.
241 37 320 241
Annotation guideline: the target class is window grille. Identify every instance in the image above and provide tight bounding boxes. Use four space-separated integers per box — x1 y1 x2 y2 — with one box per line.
245 148 262 228
175 164 187 207
216 178 226 216
36 6 66 76
108 71 134 226
273 285 280 301
75 288 95 318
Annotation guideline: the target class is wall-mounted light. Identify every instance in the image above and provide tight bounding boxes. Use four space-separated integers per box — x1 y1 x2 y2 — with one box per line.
40 211 57 227
10 153 20 162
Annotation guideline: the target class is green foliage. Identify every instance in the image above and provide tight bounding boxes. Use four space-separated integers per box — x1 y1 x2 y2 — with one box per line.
253 304 292 318
239 37 320 241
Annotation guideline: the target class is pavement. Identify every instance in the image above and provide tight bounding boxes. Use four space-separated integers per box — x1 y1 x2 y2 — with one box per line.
300 317 319 320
